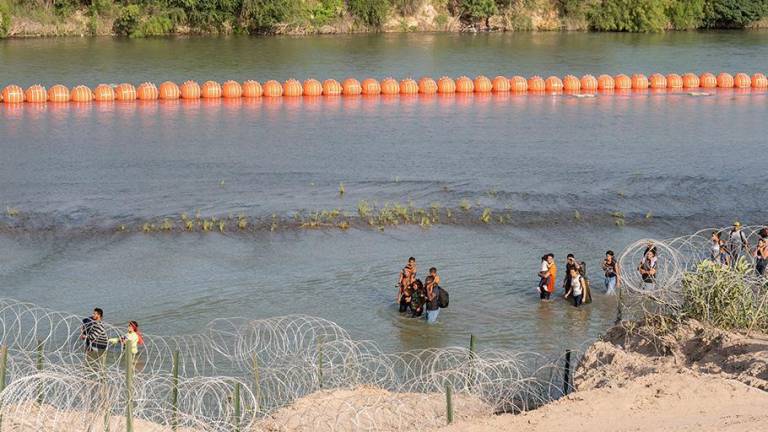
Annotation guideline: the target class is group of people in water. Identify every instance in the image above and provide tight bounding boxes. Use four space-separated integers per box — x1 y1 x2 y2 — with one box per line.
396 257 448 323
710 222 768 275
537 251 620 307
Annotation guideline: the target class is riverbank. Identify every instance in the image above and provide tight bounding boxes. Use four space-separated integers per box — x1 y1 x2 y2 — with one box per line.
2 0 768 38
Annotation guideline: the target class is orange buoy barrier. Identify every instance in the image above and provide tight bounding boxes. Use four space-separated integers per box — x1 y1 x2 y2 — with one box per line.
179 81 200 99
222 80 242 98
649 73 666 89
242 80 263 98
437 77 456 94
419 77 438 94
716 72 734 88
2 85 24 104
631 74 648 90
473 75 492 93
283 79 303 97
562 75 580 92
580 75 597 92
70 85 93 102
597 74 615 90
159 81 180 100
93 84 114 102
303 79 323 96
361 78 381 95
25 85 47 103
491 76 510 92
342 78 362 96
510 76 528 92
455 76 474 93
545 76 563 92
201 81 222 98
614 74 631 90
666 73 683 89
752 73 768 88
681 73 699 88
263 80 283 97
699 73 717 88
733 73 751 89
399 78 419 95
137 82 159 100
528 76 545 92
380 78 399 95
323 79 342 96
48 84 70 103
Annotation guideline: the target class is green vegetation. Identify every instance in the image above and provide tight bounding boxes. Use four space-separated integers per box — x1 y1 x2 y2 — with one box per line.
2 0 767 37
682 259 768 332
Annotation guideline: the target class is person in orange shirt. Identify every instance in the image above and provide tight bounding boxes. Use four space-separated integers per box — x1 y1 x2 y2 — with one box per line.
541 253 556 301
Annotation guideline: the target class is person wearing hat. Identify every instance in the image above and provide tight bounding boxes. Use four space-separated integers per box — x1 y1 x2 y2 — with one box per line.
728 221 749 265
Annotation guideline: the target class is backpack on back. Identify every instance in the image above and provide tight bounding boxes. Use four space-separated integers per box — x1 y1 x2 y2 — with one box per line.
437 286 449 308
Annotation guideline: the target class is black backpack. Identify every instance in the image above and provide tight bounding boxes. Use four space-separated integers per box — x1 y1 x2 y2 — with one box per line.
437 286 449 308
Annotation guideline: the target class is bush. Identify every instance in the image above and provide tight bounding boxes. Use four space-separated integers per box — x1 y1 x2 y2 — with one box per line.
347 0 390 27
309 0 344 26
458 0 497 22
667 0 705 29
138 14 174 36
391 0 424 15
113 4 142 36
587 0 668 32
240 0 296 33
0 0 10 38
702 0 768 28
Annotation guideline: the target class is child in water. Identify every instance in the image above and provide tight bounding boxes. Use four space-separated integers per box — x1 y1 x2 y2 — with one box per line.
537 255 550 294
108 320 144 354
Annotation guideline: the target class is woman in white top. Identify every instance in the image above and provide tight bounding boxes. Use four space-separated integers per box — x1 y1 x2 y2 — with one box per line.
564 267 586 307
710 231 722 261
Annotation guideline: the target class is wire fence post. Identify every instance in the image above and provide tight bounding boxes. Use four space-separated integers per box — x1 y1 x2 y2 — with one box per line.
36 339 44 405
0 344 8 431
445 384 454 425
101 351 110 432
252 354 261 414
468 334 476 391
317 335 324 389
125 340 134 432
563 349 572 396
171 351 179 431
232 382 241 432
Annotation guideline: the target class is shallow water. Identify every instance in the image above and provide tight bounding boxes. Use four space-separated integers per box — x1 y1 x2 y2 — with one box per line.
0 32 766 356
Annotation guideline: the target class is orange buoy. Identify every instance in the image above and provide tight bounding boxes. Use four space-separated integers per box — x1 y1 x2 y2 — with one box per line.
136 82 159 100
323 79 342 96
649 73 666 89
179 81 200 99
242 80 263 98
262 80 283 97
666 73 683 88
473 75 492 93
437 77 456 94
510 76 528 92
682 73 699 88
159 81 180 100
25 85 47 103
201 81 222 98
93 84 115 102
399 79 419 95
562 75 580 92
70 85 93 102
528 76 545 92
545 76 563 92
733 73 751 88
580 75 598 92
2 85 25 103
283 79 303 97
491 76 510 92
752 73 768 88
221 80 242 98
699 73 717 88
614 74 631 90
48 84 70 103
342 78 362 96
418 77 438 94
631 74 648 90
361 78 381 95
303 79 323 96
597 74 615 90
380 78 399 95
455 76 474 93
716 72 734 88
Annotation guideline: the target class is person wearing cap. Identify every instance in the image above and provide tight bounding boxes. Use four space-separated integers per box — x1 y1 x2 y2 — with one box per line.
728 221 749 264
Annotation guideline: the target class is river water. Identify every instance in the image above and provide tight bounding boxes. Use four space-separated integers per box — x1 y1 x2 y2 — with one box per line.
0 32 766 355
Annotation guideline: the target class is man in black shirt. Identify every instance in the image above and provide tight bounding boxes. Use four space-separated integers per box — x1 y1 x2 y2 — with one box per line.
81 307 108 352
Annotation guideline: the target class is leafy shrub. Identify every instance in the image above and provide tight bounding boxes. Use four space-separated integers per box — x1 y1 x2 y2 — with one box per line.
702 0 768 28
667 0 705 29
587 0 668 32
391 0 424 15
347 0 390 27
309 0 344 26
458 0 497 22
240 0 296 33
138 14 174 36
90 0 113 16
0 0 10 38
113 4 142 36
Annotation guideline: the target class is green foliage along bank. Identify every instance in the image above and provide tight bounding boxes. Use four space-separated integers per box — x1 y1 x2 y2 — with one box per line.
1 0 767 38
